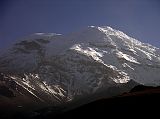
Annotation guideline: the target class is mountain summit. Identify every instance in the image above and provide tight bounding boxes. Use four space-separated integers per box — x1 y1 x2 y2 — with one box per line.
0 26 160 111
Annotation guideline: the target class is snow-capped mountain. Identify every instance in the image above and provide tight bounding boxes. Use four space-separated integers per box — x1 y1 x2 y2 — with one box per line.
0 26 160 107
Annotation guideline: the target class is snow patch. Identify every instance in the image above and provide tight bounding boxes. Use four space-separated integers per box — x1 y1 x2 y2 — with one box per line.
71 44 103 62
135 47 156 60
14 80 44 101
122 63 134 70
112 71 130 83
116 51 140 64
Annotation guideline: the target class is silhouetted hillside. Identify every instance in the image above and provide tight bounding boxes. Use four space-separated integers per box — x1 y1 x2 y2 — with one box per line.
37 85 160 118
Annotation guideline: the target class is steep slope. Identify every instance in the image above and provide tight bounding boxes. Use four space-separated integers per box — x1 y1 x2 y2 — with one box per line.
0 26 160 113
54 86 160 119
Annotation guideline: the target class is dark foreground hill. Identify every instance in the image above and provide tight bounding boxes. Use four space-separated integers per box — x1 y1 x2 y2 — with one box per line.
34 85 160 118
1 85 160 119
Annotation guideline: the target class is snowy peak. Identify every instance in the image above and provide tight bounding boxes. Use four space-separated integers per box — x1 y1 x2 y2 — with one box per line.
0 26 160 106
88 26 155 49
88 25 134 40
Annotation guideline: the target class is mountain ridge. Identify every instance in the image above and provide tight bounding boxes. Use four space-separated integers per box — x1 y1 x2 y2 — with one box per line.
0 26 160 117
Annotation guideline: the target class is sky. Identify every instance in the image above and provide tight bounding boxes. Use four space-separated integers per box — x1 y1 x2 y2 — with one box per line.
0 0 160 49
